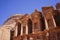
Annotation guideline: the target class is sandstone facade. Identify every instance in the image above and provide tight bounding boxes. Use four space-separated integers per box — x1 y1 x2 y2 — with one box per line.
0 3 60 40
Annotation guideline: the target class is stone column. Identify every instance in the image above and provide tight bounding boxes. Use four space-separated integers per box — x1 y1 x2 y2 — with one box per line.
26 24 28 34
44 18 50 40
21 24 23 35
52 16 56 27
14 26 17 36
45 18 49 40
32 23 34 34
44 18 49 30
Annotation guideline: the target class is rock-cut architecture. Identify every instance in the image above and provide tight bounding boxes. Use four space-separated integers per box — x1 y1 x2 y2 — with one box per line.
0 3 60 40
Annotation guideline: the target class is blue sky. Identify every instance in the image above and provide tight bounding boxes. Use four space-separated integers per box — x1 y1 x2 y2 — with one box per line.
0 0 60 25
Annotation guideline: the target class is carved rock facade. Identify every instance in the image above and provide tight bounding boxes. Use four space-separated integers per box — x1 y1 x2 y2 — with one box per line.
0 3 60 40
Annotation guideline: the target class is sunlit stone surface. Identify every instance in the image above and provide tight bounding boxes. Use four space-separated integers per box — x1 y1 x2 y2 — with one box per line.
0 3 60 40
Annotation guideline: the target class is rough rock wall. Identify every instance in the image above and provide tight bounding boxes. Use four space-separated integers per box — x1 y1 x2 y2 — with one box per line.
0 27 10 40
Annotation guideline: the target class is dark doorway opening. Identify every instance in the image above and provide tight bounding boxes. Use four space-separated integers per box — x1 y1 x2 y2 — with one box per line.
54 14 60 27
10 31 14 40
28 19 32 34
40 17 45 31
17 22 21 36
23 27 26 34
